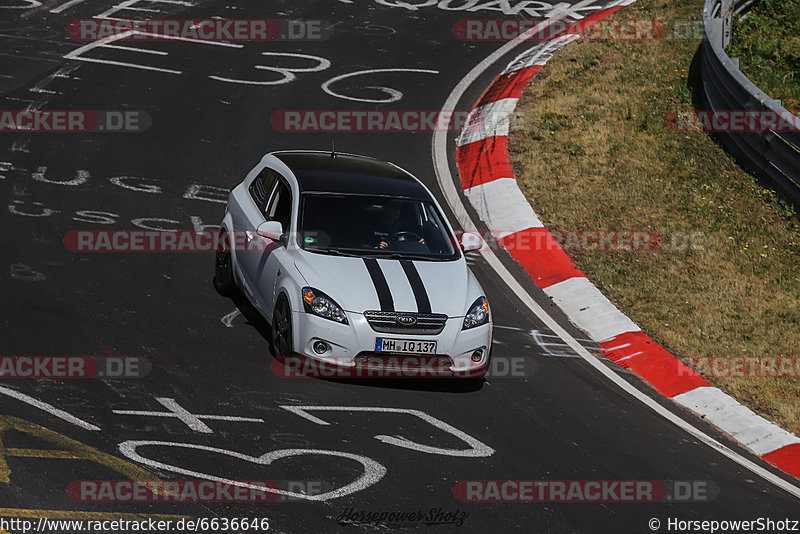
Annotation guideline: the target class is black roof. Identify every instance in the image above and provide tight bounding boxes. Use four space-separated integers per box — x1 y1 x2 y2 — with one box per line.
273 151 430 199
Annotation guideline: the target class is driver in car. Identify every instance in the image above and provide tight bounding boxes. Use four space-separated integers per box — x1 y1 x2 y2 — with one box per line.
373 200 426 249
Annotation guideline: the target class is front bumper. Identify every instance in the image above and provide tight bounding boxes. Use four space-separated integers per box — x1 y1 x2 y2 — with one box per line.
291 310 492 377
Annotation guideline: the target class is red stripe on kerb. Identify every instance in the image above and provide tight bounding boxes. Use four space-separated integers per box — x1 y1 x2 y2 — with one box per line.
599 331 710 398
456 137 513 189
498 227 585 288
476 66 541 107
762 444 800 480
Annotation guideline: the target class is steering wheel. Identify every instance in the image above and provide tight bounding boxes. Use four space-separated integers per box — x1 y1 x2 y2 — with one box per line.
390 231 422 243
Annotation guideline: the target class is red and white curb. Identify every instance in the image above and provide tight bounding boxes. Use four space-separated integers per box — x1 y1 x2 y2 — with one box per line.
454 12 800 479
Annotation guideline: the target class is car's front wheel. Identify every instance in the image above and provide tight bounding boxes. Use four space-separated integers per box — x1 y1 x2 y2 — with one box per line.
271 294 293 356
213 229 239 297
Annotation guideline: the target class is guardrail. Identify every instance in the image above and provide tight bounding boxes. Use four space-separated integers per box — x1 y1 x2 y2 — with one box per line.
702 0 800 211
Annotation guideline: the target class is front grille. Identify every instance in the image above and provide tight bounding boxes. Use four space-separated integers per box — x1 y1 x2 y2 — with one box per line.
354 352 453 370
363 311 448 335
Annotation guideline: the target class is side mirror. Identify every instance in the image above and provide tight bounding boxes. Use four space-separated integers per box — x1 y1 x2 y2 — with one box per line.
256 221 284 243
460 232 483 252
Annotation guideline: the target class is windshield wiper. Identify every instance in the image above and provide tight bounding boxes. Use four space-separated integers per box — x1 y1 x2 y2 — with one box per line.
380 253 439 262
308 248 358 257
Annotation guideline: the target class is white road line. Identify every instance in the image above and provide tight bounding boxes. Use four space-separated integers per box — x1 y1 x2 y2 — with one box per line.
102 44 170 55
50 0 90 13
221 309 241 328
321 68 438 103
64 29 242 75
64 31 184 74
113 396 264 433
118 441 386 501
0 34 75 45
107 5 163 11
94 0 193 19
280 405 494 457
0 161 12 180
11 138 33 153
0 385 100 431
431 19 800 499
0 52 61 63
65 56 181 74
28 87 59 94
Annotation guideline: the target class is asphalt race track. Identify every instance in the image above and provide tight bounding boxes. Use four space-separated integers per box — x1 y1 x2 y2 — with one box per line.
1 0 799 532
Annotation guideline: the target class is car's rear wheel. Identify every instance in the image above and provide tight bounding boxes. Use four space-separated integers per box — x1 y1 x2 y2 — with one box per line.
213 229 239 297
271 294 293 356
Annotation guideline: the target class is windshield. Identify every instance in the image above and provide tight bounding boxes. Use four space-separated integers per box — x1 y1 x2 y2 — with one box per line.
300 194 459 261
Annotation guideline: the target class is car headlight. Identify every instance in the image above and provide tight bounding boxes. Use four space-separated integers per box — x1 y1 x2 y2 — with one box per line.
302 287 348 324
462 296 490 330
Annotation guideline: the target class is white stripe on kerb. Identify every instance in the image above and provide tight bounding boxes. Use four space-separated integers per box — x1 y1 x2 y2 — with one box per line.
543 277 640 342
457 98 519 146
502 34 582 74
464 178 543 237
673 387 800 456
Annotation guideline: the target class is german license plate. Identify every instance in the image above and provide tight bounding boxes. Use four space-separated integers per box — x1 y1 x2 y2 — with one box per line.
375 338 437 355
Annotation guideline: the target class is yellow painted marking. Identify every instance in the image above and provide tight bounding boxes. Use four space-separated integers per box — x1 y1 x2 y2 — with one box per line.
0 508 190 520
0 433 8 484
4 448 82 459
0 417 195 523
0 416 157 484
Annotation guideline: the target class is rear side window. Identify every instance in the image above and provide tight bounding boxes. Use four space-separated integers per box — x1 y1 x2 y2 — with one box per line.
266 181 292 230
249 168 280 212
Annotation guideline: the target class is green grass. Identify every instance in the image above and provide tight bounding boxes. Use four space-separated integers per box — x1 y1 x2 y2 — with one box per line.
509 0 800 434
727 0 800 111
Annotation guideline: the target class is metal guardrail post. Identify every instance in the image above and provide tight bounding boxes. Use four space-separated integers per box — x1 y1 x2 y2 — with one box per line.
721 0 733 47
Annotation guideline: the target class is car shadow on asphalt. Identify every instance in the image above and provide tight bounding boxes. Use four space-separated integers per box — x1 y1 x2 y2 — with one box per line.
229 296 484 394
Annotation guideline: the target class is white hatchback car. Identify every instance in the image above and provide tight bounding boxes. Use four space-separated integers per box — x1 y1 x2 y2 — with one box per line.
214 151 492 377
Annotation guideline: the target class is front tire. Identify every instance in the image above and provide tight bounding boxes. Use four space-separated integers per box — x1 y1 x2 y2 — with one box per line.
213 230 239 297
271 294 293 356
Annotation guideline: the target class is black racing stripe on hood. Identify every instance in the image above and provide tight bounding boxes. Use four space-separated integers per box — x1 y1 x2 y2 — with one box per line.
400 260 431 314
363 257 394 312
